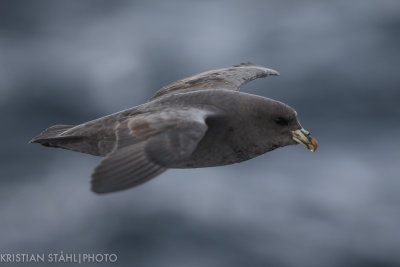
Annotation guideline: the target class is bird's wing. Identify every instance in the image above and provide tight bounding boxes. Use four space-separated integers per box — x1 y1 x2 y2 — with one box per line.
91 108 210 194
150 62 279 100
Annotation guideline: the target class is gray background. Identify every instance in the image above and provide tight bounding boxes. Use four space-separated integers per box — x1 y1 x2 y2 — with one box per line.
1 0 400 266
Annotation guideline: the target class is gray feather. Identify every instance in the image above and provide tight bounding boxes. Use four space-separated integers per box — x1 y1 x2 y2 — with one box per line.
90 109 210 193
150 63 279 100
30 125 75 143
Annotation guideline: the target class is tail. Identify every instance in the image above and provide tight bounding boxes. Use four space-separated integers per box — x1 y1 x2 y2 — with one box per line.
30 125 75 144
29 124 104 156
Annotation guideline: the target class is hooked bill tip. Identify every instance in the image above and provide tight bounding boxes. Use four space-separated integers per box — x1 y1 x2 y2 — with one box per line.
292 129 318 152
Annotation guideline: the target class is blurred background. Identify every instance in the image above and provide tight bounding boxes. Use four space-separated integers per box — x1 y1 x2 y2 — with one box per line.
1 0 399 266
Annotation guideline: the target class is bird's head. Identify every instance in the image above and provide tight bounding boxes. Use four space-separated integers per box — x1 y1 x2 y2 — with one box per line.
260 99 318 152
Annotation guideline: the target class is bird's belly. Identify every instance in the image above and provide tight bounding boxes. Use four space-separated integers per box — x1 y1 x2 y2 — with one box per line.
174 147 251 168
172 124 260 168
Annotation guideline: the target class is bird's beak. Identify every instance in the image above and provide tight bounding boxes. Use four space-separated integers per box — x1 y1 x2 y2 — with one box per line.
292 128 318 152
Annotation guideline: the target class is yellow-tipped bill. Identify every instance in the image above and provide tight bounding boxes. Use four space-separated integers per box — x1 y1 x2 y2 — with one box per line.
292 128 318 152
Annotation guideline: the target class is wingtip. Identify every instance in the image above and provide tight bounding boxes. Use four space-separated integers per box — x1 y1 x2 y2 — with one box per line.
234 62 280 76
90 178 107 195
261 67 279 76
269 69 280 76
234 62 257 67
90 186 105 195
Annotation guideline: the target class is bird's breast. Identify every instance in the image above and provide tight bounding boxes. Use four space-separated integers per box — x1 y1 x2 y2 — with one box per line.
173 117 264 168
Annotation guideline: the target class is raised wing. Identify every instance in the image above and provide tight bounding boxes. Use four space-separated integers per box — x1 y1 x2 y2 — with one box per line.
91 109 211 194
150 62 279 100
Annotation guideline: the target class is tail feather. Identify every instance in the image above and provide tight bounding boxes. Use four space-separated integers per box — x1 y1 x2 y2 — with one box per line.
30 125 75 143
30 124 110 156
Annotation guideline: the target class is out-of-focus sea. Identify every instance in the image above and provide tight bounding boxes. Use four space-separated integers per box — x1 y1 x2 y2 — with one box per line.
1 1 399 266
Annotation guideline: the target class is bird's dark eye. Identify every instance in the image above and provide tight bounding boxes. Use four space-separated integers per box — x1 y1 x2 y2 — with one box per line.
274 117 289 126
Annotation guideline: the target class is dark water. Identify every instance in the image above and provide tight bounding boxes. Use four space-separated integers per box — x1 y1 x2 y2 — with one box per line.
1 0 399 266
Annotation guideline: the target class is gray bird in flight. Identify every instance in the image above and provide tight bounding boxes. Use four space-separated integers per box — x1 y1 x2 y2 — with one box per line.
30 63 318 194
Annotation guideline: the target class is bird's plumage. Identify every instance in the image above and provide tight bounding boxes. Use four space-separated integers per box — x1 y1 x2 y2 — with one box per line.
150 62 279 100
91 108 210 193
30 63 317 194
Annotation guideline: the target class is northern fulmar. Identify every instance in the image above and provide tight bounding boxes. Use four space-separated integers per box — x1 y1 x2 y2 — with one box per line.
30 63 318 194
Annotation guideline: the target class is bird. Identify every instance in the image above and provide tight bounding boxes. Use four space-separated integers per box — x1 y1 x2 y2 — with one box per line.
30 63 318 194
